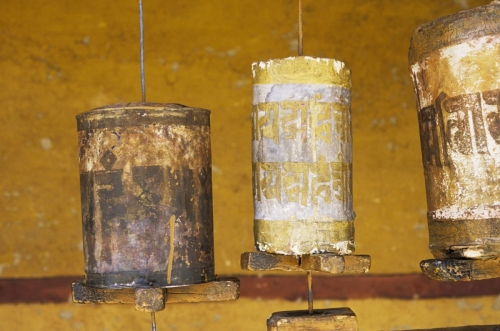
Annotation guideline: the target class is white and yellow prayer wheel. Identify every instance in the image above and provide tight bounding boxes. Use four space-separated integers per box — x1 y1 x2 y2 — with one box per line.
251 56 354 256
409 1 500 259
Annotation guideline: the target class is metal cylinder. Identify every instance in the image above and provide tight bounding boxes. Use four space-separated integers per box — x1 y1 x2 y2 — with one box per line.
77 102 214 287
251 56 354 256
409 1 500 259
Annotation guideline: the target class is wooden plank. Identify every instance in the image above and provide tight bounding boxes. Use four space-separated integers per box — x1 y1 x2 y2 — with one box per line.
166 278 240 303
72 277 239 306
72 282 134 305
267 308 357 331
301 254 370 274
241 252 301 272
301 254 345 273
241 251 371 274
420 259 500 281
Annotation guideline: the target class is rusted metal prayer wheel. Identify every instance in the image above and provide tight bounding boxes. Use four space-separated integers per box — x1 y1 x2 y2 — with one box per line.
409 1 500 260
77 102 214 288
252 56 354 256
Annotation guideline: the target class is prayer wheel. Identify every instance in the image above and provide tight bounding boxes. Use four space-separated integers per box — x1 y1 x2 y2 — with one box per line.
409 1 500 259
77 102 214 287
251 56 354 256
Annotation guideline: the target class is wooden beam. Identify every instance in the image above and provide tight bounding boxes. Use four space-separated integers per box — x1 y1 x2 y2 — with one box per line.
2 274 500 304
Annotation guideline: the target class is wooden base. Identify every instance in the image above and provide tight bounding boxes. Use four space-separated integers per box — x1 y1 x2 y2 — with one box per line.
72 277 239 312
420 258 500 281
267 308 358 331
241 251 370 274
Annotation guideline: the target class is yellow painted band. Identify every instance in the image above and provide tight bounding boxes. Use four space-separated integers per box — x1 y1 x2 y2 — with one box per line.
254 219 354 255
252 56 351 88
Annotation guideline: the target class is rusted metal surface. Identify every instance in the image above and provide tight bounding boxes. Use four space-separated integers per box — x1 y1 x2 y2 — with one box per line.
267 308 358 331
72 277 239 307
420 258 500 281
241 251 370 274
409 1 500 260
252 56 355 256
77 102 214 288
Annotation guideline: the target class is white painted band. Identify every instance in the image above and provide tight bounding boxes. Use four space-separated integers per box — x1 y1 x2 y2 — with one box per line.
252 84 353 221
253 84 349 105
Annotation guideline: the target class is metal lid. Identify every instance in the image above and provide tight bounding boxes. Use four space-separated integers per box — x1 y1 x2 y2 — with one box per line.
76 102 210 131
409 1 500 64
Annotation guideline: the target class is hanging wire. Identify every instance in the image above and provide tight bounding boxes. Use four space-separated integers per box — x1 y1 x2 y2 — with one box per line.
139 0 146 102
298 0 303 56
141 5 154 330
151 312 157 331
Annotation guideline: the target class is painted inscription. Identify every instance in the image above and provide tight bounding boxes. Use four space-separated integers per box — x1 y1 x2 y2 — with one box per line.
253 160 351 206
252 98 349 145
419 88 500 168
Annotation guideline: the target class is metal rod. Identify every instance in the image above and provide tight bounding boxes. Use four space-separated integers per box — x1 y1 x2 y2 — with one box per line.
151 312 157 331
307 271 313 314
139 0 146 102
298 0 303 56
140 4 151 330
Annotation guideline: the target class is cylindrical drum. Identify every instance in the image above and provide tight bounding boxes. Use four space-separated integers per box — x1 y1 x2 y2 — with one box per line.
251 56 354 255
77 102 214 287
409 1 500 259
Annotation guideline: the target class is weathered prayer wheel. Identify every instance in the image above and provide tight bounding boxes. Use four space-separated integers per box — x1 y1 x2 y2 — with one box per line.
252 56 354 255
77 102 214 287
409 1 500 259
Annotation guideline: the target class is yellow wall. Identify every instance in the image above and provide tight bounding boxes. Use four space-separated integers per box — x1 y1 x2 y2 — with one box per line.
2 297 500 331
0 0 498 329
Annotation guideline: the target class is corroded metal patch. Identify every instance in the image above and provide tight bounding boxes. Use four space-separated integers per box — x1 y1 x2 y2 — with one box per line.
77 102 214 288
409 2 500 259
